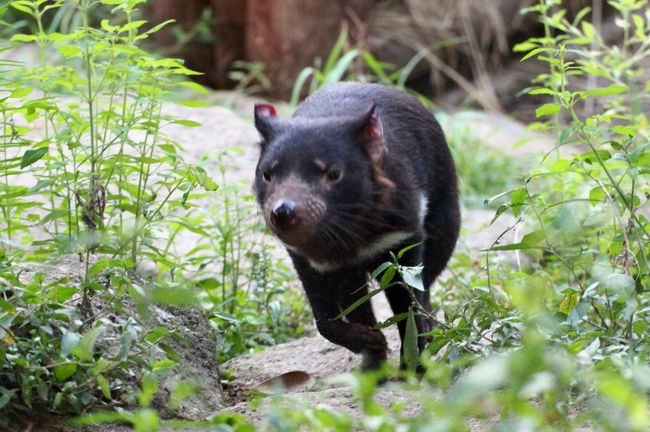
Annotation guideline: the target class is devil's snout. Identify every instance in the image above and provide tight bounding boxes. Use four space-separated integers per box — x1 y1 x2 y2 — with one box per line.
270 199 299 229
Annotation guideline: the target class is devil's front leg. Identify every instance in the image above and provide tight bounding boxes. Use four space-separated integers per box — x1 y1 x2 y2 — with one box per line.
289 254 387 371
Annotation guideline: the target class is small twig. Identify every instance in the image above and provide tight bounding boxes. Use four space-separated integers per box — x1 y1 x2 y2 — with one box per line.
403 283 450 330
486 217 522 299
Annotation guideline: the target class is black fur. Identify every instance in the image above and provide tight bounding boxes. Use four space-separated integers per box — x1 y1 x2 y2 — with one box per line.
254 82 460 370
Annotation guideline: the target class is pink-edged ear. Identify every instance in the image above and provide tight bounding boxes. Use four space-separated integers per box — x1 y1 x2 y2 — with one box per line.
363 108 384 141
356 100 394 191
254 103 277 119
355 98 383 141
254 103 280 144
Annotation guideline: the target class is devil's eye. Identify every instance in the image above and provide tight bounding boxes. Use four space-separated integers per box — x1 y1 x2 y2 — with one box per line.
262 171 272 182
326 169 342 182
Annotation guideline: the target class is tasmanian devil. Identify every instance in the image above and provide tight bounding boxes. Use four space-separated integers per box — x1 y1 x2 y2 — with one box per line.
253 82 460 371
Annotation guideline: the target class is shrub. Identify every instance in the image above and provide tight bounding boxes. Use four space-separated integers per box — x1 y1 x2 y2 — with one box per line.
0 0 307 422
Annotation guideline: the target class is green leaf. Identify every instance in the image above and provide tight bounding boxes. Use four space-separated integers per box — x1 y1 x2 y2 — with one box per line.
171 119 201 127
0 390 10 411
151 359 176 373
10 87 33 98
10 3 33 15
397 242 422 259
335 287 384 320
489 204 508 226
376 312 409 329
290 67 316 106
54 363 77 381
612 125 635 136
589 187 606 204
581 21 596 38
323 24 348 74
558 128 572 145
202 177 218 191
121 20 147 32
403 308 419 371
175 100 212 108
150 285 199 306
20 147 48 168
379 265 396 289
558 290 580 315
510 188 528 217
513 41 538 52
58 45 81 58
535 103 561 117
97 374 111 399
324 50 360 86
100 19 117 32
597 373 650 429
579 149 611 163
486 230 545 252
48 286 78 302
584 85 628 97
10 33 37 42
39 209 69 225
528 88 555 96
212 312 239 323
400 266 424 291
520 47 551 62
61 332 81 356
70 325 104 362
370 261 392 279
0 298 16 314
144 19 176 36
633 14 645 38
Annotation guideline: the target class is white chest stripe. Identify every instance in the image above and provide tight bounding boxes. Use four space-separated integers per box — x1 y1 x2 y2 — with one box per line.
419 194 429 226
307 230 414 273
306 193 429 273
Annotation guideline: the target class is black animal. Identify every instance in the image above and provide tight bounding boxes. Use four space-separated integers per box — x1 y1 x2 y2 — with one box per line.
253 82 460 370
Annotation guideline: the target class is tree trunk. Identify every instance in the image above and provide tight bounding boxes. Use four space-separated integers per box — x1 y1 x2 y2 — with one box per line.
246 0 347 99
211 0 248 88
149 0 217 87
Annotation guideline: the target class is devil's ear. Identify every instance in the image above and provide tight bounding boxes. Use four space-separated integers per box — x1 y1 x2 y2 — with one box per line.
357 99 384 142
254 103 280 143
352 100 393 191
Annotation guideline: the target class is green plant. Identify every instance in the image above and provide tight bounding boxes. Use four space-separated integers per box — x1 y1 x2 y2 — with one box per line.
0 257 161 420
164 6 215 56
228 60 272 95
174 150 309 362
438 113 531 208
290 25 434 109
3 0 217 269
488 0 650 358
0 0 220 420
1 0 314 422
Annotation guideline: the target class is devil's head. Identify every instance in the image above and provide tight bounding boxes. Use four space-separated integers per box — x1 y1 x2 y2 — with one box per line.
253 101 395 261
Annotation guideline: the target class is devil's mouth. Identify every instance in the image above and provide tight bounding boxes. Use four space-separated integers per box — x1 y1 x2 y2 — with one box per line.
266 220 314 246
269 224 341 261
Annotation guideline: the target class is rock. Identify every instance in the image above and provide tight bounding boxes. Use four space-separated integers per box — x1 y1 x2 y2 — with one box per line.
17 254 226 426
150 304 225 420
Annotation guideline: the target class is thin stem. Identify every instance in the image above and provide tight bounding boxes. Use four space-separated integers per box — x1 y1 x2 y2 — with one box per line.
1 112 13 240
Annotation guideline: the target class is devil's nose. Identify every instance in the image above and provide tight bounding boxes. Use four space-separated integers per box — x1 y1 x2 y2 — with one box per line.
270 200 298 229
